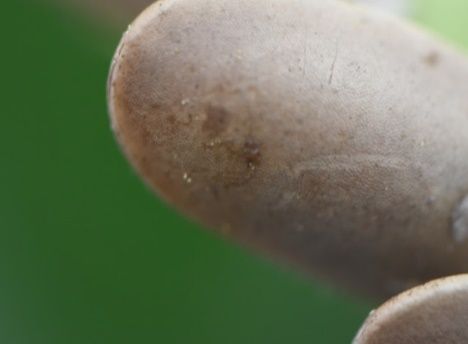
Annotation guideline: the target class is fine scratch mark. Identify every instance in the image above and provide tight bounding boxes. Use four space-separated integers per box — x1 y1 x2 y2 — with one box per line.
303 43 308 76
328 40 339 85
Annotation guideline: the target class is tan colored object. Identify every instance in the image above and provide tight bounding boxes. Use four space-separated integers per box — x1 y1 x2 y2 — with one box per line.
353 274 468 343
108 0 468 298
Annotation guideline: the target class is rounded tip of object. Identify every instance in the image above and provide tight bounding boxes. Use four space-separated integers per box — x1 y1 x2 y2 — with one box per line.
354 274 468 344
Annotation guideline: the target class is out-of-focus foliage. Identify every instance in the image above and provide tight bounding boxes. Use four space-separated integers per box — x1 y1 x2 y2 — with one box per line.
415 0 468 49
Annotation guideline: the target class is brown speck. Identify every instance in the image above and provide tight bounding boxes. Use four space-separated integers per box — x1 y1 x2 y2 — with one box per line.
338 129 349 140
151 102 162 111
203 105 230 136
424 51 440 67
209 185 220 200
167 114 176 125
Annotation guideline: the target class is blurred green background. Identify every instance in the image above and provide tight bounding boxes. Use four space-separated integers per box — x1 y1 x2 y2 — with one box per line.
1 0 467 343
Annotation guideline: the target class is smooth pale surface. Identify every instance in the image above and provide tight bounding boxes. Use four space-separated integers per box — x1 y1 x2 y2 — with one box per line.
108 0 468 298
353 274 468 343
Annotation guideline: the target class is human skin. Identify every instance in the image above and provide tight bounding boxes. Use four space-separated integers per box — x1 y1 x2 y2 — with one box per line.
108 0 468 299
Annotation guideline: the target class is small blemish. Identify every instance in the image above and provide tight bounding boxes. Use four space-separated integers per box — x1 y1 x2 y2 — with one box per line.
167 114 176 124
203 105 230 136
183 173 192 184
452 195 468 244
424 51 440 67
328 39 339 85
243 138 261 167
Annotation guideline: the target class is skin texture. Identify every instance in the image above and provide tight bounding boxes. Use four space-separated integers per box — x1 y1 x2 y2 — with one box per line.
108 0 468 298
353 274 468 343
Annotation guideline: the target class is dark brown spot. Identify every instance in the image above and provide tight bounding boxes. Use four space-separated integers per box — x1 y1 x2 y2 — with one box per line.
424 51 440 67
151 102 161 111
203 105 230 136
208 137 262 188
163 114 176 134
210 185 220 200
167 114 176 125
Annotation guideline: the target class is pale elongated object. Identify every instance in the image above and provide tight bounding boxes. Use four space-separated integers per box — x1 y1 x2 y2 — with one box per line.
353 274 468 343
108 0 468 298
